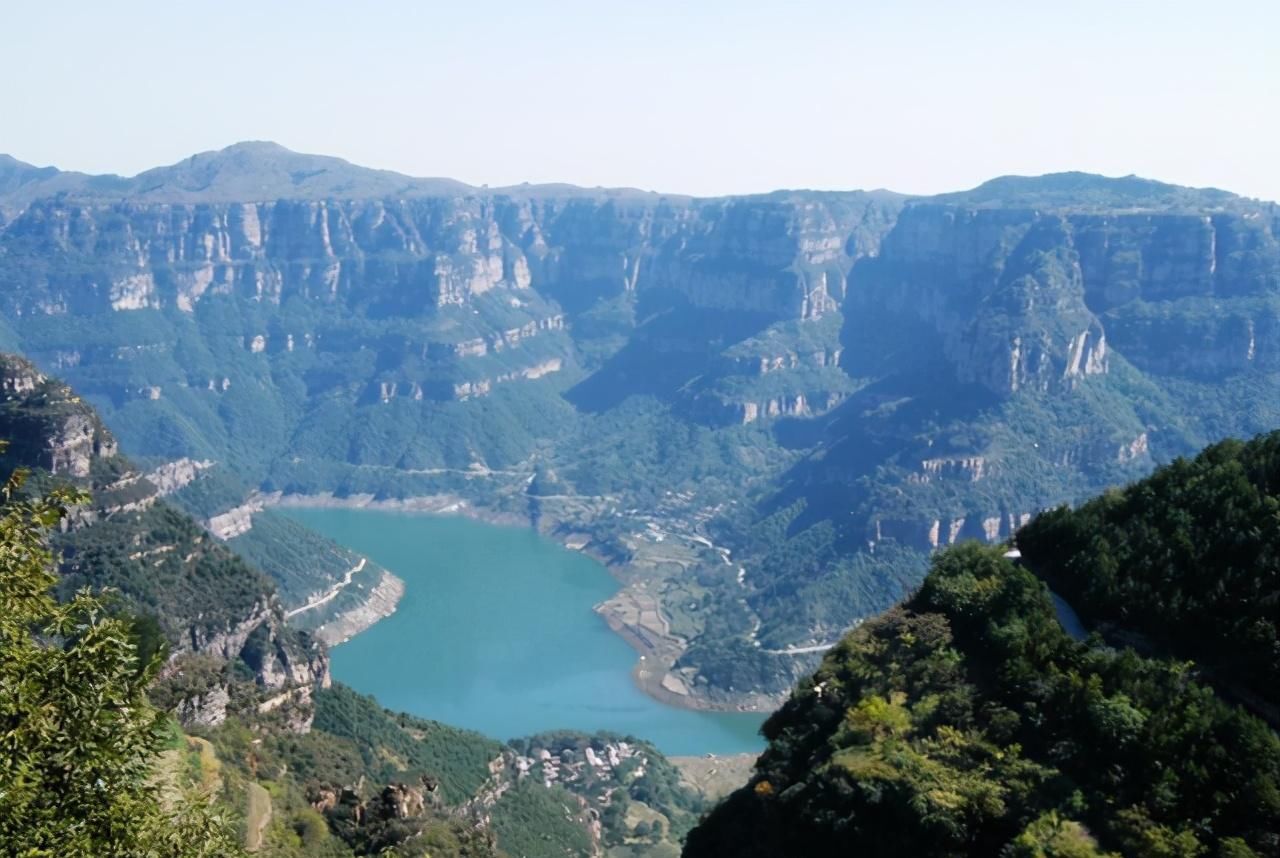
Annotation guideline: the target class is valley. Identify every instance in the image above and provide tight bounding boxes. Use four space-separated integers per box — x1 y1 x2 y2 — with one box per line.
1 146 1278 714
2 142 1280 856
0 356 732 856
7 0 1280 850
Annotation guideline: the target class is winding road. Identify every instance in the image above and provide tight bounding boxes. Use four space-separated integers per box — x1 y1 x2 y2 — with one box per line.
285 558 368 619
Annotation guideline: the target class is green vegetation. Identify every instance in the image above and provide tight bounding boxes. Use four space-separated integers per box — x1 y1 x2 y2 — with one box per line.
0 463 242 857
685 542 1280 857
195 688 708 857
55 501 272 640
489 783 594 858
310 685 502 804
1018 431 1280 717
228 509 371 607
198 688 505 857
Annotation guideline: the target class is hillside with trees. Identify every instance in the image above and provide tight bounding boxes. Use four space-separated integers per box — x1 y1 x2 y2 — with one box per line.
1017 431 1280 719
684 437 1280 856
0 356 708 856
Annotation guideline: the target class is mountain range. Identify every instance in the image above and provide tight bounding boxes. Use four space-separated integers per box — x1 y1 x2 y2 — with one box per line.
2 142 1279 856
0 142 1276 711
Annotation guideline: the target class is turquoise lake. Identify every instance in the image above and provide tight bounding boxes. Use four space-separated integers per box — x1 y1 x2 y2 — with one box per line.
282 508 766 756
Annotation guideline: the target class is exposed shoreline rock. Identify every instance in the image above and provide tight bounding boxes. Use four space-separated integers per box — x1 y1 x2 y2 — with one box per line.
307 568 406 647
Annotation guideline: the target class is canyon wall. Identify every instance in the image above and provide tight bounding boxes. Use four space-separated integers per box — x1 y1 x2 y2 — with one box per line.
2 151 1279 683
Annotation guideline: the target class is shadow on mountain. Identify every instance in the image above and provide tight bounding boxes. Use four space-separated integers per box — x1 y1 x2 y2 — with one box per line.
566 295 775 413
763 366 1000 541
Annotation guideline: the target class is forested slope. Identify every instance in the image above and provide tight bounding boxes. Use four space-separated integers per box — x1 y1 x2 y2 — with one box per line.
685 434 1280 857
1018 432 1280 719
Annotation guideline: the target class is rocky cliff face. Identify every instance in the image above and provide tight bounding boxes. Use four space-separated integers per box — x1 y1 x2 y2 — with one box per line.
0 356 118 476
0 173 906 506
847 204 1280 396
724 191 1280 671
0 193 899 323
820 200 1280 547
1 148 1278 700
0 353 329 730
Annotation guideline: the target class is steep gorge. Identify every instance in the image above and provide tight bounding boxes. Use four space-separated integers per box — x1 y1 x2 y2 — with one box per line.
1 147 1277 704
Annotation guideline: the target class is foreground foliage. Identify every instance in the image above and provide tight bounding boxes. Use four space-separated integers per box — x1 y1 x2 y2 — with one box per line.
1018 431 1280 717
0 463 242 857
684 541 1280 857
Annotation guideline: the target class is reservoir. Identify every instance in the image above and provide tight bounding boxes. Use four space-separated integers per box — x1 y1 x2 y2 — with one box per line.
282 508 767 756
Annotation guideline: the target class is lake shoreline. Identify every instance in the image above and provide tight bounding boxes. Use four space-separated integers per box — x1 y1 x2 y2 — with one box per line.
262 490 779 715
276 504 767 755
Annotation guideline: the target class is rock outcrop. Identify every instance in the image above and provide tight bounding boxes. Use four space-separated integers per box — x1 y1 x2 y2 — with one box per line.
0 352 330 731
146 457 214 495
846 203 1280 396
0 356 118 476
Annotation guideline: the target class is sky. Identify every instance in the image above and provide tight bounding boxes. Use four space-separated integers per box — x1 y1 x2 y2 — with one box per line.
3 0 1278 200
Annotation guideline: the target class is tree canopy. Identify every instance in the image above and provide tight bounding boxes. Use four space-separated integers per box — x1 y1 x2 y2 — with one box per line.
0 461 242 857
684 542 1280 857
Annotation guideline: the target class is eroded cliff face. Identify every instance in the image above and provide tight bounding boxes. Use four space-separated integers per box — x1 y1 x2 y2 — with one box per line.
847 205 1280 397
847 207 1103 397
807 200 1280 559
704 199 1280 688
0 357 118 476
0 194 899 322
0 353 329 730
0 190 911 523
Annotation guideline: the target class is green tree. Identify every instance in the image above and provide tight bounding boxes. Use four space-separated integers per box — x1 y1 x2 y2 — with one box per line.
0 463 242 857
1008 813 1116 857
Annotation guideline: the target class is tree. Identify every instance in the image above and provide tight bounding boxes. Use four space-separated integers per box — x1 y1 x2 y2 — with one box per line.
0 463 242 857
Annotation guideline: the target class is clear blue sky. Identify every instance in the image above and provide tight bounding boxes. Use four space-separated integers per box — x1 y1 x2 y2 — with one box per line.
4 0 1277 200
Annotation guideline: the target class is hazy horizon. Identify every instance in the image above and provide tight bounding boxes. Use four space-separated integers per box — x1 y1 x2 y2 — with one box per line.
4 0 1277 201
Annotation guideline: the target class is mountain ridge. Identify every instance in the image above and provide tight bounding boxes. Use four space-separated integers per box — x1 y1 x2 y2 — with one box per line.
0 141 1270 209
0 146 1276 712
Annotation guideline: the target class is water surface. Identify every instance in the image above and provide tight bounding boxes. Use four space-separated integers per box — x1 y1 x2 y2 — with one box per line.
283 508 766 756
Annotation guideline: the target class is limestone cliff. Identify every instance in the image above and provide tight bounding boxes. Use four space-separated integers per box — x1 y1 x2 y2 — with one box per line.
0 192 900 324
823 196 1280 557
0 356 118 476
2 148 1278 701
847 202 1279 396
0 353 329 730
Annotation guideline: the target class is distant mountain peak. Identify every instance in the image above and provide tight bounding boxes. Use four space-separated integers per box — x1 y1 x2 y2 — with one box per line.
0 153 62 194
220 139 291 152
123 141 471 203
930 171 1246 213
173 140 337 166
